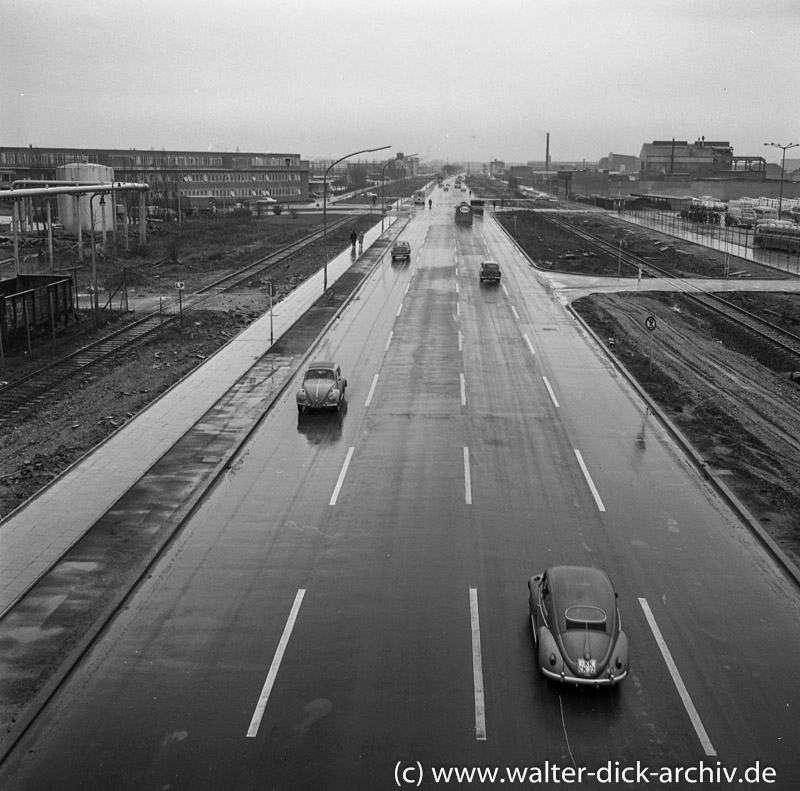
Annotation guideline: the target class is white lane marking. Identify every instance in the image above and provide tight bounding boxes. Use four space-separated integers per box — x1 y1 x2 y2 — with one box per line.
455 282 460 294
460 373 466 406
365 374 379 407
463 446 472 505
510 305 520 320
501 283 509 297
523 333 536 356
329 446 355 505
396 303 403 317
246 589 306 738
542 376 560 407
469 588 487 741
405 282 411 294
455 266 458 277
458 330 463 352
573 449 606 512
639 598 717 756
384 331 393 352
456 302 461 317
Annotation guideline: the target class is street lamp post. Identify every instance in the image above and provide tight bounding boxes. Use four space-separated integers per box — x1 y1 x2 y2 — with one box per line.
764 142 799 219
323 145 391 292
380 154 400 234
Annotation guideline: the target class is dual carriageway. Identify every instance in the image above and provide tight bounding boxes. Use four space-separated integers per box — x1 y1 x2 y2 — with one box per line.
1 181 800 788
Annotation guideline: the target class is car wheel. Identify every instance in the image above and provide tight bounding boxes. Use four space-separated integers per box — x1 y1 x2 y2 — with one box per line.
297 405 304 415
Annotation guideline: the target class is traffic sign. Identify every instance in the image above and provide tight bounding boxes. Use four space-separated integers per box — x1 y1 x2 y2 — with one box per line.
645 316 657 332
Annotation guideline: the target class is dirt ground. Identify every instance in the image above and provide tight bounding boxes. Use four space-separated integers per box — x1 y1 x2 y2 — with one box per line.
2 205 800 570
0 210 377 519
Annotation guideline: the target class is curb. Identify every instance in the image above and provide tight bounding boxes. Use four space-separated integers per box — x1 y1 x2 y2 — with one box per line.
568 304 800 589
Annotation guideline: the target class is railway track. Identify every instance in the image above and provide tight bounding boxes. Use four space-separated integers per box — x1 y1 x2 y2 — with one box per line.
0 215 353 424
539 211 800 361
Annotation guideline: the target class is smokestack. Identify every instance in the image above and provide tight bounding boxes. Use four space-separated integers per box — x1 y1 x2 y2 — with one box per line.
545 133 550 172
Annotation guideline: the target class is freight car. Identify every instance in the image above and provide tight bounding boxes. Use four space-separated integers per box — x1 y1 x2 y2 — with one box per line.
455 201 473 226
1 273 76 348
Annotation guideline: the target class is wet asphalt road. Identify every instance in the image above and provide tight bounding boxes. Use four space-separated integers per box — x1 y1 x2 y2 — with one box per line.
2 187 800 790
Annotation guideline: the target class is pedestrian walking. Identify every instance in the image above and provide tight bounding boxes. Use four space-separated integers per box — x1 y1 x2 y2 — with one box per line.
350 229 358 254
358 231 364 253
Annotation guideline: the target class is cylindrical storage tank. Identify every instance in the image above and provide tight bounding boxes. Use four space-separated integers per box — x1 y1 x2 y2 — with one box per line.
56 163 115 235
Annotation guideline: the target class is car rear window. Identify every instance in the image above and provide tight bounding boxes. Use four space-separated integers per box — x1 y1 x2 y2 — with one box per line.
565 605 607 631
306 369 333 379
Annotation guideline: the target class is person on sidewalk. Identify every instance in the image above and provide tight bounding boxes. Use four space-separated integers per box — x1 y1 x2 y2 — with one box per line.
350 229 358 253
358 231 364 254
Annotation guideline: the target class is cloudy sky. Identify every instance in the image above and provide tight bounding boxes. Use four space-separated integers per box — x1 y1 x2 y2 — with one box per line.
1 0 797 165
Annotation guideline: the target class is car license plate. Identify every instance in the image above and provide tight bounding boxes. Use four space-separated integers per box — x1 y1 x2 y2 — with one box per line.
578 659 596 677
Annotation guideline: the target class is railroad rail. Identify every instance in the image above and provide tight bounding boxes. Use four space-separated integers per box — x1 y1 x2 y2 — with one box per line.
538 211 800 362
0 215 353 424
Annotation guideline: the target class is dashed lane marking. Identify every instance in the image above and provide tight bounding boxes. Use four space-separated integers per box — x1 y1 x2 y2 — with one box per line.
246 589 306 738
639 598 716 756
469 587 487 741
574 449 606 512
329 446 355 505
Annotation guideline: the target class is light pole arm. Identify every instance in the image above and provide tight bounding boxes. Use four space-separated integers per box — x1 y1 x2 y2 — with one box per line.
764 142 799 219
323 145 391 292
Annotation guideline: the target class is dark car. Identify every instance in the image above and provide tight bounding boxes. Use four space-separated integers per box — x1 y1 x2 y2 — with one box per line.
391 241 411 262
528 565 629 686
296 361 347 414
479 261 501 284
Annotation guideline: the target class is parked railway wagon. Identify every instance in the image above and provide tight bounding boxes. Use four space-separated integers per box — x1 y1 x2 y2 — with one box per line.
1 274 75 347
455 201 473 225
753 220 800 252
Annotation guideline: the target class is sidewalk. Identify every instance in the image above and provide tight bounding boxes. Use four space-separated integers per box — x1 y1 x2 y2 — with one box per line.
0 218 397 617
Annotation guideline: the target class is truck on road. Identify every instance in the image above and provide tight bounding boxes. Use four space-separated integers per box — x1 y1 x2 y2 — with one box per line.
455 202 473 226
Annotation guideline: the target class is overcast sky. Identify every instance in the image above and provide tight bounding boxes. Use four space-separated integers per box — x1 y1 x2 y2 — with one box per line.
1 0 797 165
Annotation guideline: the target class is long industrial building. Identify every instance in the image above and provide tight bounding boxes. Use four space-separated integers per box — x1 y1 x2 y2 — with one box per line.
0 145 310 212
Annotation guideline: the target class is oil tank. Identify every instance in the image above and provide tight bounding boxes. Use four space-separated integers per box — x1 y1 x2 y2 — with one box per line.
56 163 115 235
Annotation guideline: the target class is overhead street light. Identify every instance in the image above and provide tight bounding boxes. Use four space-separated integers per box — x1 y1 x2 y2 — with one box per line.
400 153 418 214
323 145 391 292
764 142 799 220
380 153 404 233
380 152 417 233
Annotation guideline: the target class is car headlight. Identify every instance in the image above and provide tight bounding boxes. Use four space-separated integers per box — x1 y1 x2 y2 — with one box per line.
326 389 340 403
297 389 308 402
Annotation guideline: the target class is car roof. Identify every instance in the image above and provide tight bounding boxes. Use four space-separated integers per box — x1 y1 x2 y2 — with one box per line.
548 565 616 608
481 260 500 266
307 361 337 369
